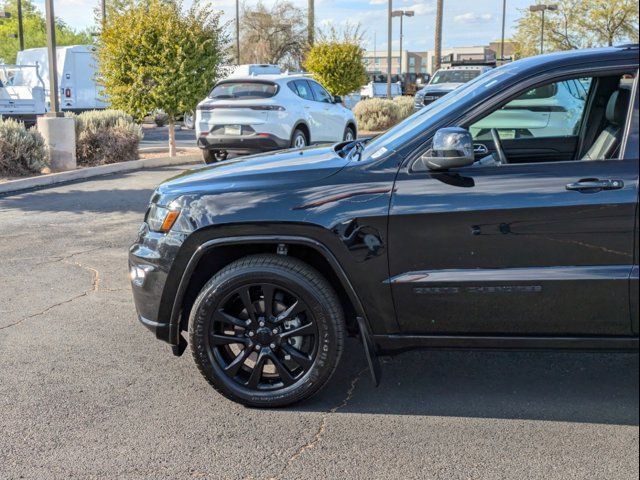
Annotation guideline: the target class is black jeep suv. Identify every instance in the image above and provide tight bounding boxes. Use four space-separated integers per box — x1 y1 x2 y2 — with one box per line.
131 46 639 407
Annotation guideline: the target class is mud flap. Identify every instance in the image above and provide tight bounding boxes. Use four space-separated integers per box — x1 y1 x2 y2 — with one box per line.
356 316 381 386
171 333 188 357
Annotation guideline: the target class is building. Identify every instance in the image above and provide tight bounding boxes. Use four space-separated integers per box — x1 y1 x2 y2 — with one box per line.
363 45 497 76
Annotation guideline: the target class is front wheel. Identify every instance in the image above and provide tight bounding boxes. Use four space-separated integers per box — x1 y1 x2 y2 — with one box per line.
189 254 345 407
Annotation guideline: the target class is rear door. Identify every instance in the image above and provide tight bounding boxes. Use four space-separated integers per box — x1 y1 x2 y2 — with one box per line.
308 80 343 142
388 71 638 336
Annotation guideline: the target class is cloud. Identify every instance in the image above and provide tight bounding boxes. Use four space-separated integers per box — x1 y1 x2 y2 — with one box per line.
407 3 436 16
369 0 387 4
453 12 494 23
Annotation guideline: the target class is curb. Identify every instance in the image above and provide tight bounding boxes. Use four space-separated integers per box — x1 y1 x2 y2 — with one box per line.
0 155 202 196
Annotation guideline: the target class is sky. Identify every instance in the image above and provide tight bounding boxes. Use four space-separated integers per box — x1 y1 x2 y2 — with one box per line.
31 0 534 52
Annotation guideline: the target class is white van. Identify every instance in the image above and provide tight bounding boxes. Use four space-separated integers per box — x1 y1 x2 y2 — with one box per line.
15 45 107 113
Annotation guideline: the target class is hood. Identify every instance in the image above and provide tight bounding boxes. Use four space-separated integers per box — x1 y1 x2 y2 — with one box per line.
420 83 463 94
155 146 349 200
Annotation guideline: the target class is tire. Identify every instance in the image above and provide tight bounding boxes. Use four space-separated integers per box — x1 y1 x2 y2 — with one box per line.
189 254 345 408
290 128 308 149
343 125 356 142
202 149 228 164
183 111 195 130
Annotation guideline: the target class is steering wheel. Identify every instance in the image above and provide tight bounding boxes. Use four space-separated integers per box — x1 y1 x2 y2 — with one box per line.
491 128 508 165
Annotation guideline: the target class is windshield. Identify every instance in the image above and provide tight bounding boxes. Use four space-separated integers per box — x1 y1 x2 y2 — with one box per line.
361 66 517 161
209 81 278 99
430 69 482 85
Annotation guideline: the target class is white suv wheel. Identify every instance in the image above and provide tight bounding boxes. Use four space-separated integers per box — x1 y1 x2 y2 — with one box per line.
292 129 308 149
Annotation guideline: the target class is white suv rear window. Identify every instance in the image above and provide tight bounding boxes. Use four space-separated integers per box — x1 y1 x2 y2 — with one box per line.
209 81 278 100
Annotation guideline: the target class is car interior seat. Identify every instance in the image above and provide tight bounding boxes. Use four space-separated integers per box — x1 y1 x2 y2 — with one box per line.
582 88 631 160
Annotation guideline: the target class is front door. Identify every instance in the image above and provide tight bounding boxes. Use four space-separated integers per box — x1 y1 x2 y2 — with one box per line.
387 72 638 336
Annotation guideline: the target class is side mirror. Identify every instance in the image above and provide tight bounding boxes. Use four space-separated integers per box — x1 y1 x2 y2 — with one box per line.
333 95 343 104
421 127 475 170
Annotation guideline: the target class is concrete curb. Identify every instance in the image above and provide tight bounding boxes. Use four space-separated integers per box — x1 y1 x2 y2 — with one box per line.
0 155 202 196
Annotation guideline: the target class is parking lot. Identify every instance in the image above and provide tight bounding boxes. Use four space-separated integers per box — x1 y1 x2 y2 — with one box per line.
1 164 638 479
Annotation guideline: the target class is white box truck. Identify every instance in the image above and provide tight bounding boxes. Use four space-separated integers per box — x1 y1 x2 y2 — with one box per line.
15 45 107 113
0 64 46 126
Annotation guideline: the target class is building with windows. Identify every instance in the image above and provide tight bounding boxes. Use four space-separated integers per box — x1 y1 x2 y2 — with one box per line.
363 45 497 76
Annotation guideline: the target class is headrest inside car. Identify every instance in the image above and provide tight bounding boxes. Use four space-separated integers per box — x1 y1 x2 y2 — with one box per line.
606 88 631 126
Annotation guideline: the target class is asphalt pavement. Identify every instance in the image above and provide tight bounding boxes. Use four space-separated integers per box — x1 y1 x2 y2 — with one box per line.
1 165 638 479
139 126 197 150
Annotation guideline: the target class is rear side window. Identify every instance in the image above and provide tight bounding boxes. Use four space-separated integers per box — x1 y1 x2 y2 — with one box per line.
209 81 277 99
309 81 333 103
289 80 314 101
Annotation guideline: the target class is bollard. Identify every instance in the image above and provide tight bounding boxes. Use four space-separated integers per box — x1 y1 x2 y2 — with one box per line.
37 116 76 172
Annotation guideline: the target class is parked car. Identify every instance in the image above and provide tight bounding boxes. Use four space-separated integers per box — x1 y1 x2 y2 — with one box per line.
195 74 357 163
131 45 639 407
360 80 403 99
469 77 590 140
414 65 493 110
16 45 107 113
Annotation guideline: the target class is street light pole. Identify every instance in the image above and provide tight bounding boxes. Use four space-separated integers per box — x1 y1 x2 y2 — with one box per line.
17 0 24 51
308 0 314 47
44 0 60 116
386 0 392 99
500 0 506 60
433 0 443 72
391 10 414 77
529 4 557 55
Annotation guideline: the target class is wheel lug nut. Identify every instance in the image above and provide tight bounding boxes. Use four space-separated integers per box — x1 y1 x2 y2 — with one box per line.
255 345 261 351
245 320 252 326
248 331 254 337
259 321 265 327
270 343 276 349
272 328 278 334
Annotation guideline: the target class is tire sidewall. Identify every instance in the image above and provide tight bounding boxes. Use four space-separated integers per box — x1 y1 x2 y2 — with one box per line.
291 129 308 148
344 126 355 141
190 265 340 407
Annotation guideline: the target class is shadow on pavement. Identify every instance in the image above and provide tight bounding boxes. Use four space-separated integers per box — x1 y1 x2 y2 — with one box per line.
298 339 639 426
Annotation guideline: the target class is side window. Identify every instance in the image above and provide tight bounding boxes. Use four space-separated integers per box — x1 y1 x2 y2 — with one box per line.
469 78 593 140
292 80 314 101
308 81 333 103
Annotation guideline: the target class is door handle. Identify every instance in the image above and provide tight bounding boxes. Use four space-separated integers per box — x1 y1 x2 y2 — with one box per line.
565 179 624 192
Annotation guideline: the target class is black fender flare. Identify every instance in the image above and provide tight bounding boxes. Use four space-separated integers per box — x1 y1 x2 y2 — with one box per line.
168 235 380 384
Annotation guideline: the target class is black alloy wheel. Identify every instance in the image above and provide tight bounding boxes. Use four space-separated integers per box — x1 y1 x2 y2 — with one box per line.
189 254 344 407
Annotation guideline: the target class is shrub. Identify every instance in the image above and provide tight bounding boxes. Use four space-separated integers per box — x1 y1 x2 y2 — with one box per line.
393 96 415 122
0 118 48 176
66 110 143 166
352 98 400 132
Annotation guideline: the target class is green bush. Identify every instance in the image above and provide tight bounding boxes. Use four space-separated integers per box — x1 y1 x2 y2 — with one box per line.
352 98 400 132
66 110 143 166
0 118 48 176
393 96 415 122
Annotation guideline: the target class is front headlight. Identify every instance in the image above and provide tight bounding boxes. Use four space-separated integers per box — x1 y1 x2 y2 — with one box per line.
146 204 181 233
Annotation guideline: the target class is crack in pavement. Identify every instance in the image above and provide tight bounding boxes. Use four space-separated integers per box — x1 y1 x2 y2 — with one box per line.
270 367 369 480
0 257 115 331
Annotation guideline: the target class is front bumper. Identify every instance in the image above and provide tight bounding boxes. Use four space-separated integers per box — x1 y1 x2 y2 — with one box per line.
197 132 290 152
129 223 188 345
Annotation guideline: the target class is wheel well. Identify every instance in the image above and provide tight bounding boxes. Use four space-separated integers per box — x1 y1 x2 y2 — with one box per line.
178 243 359 335
292 122 310 143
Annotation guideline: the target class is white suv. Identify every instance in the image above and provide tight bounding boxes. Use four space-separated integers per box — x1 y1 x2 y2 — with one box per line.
195 74 357 163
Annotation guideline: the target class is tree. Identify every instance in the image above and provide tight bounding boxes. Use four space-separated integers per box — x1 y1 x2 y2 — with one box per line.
240 0 306 69
98 0 228 156
0 0 91 63
513 0 639 58
303 40 367 98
